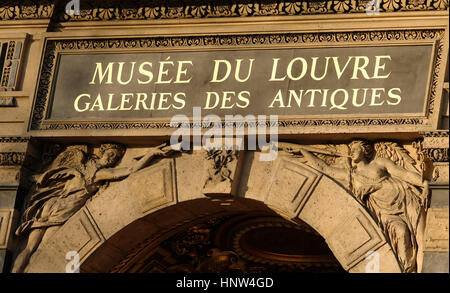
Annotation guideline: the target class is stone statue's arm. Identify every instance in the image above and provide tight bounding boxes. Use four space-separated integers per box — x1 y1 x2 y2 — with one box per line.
301 149 349 181
93 167 132 183
129 146 168 173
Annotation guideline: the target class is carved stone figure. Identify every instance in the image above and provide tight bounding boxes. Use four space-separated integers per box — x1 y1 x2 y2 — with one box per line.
202 148 238 196
12 142 174 273
280 140 430 273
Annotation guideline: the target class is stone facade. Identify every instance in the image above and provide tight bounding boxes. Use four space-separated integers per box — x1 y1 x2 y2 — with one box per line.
0 0 448 273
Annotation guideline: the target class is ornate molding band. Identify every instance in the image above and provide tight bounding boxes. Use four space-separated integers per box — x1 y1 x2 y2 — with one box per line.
1 1 448 21
424 148 449 162
420 131 449 163
0 0 54 21
0 152 25 166
0 136 29 143
54 0 450 21
31 29 444 131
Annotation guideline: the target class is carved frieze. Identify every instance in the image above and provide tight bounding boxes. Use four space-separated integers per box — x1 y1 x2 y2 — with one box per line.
0 0 54 21
421 131 449 163
8 0 445 22
0 136 29 143
0 152 25 166
1 1 448 22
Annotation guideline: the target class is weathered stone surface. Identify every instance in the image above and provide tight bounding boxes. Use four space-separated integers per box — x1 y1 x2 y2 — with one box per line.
421 252 449 273
424 208 449 252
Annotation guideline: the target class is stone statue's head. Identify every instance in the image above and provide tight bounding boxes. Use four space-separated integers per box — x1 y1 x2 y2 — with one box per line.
349 140 374 163
98 143 125 168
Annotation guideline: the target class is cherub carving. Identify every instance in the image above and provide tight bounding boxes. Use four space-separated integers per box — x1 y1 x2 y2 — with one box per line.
280 140 429 273
12 142 174 273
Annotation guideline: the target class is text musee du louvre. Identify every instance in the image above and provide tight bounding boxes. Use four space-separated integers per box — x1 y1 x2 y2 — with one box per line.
49 46 432 119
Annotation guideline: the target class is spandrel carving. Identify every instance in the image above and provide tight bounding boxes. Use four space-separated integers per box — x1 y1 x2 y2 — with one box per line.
202 148 238 196
280 140 430 273
12 142 179 273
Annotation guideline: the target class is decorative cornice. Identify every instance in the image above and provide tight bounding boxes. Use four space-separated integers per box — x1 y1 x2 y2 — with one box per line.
0 137 30 143
31 28 444 131
1 1 449 22
51 0 450 21
0 0 54 21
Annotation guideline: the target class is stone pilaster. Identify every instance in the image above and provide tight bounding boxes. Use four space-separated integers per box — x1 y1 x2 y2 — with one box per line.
0 136 31 272
420 131 449 273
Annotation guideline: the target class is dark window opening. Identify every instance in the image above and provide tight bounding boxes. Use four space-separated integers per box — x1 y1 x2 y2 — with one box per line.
0 42 8 85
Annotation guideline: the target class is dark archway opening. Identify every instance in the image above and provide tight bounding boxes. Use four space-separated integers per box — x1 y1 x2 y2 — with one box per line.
108 210 344 273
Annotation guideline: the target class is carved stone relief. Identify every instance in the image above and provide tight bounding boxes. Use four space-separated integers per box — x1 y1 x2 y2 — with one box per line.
279 139 430 273
202 148 238 196
11 142 180 273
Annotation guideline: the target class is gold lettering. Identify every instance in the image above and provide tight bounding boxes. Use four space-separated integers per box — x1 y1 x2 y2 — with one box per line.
234 59 254 82
372 56 392 79
74 93 90 112
135 93 149 110
138 62 153 84
204 92 220 109
268 89 285 108
119 93 134 110
236 91 250 108
173 92 186 109
330 89 349 110
210 60 231 83
106 93 120 110
369 88 385 106
117 62 136 85
351 56 371 80
387 88 402 105
310 57 330 81
287 57 307 81
175 61 193 84
269 58 286 81
89 62 113 84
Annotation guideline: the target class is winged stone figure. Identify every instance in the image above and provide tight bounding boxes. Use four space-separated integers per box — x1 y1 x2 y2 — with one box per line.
12 142 174 273
281 139 430 273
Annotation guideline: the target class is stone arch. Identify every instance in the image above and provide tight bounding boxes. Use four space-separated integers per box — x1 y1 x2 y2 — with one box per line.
24 152 401 273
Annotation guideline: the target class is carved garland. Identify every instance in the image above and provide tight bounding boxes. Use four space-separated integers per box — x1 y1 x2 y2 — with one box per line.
30 29 445 131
